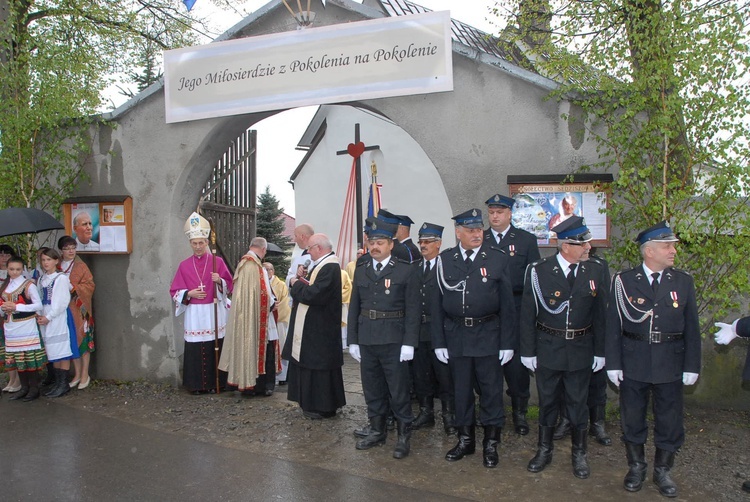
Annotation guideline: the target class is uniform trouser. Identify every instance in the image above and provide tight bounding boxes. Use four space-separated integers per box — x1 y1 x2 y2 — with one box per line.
536 365 591 429
255 341 276 393
413 339 453 403
450 354 505 427
504 300 530 400
619 377 684 452
587 367 608 407
360 343 413 423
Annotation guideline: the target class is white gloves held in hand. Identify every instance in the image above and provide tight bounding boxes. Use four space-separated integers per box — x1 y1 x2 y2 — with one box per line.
521 356 537 372
592 356 605 372
348 344 361 362
434 348 449 364
499 350 514 366
714 320 739 345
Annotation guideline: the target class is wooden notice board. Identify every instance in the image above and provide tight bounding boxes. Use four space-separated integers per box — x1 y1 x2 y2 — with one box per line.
62 196 133 254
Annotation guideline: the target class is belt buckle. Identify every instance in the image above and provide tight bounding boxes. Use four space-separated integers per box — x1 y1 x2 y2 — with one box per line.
650 331 661 343
464 317 474 327
369 310 377 320
565 330 575 340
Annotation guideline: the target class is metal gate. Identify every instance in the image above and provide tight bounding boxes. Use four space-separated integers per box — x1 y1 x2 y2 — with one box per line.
199 128 257 273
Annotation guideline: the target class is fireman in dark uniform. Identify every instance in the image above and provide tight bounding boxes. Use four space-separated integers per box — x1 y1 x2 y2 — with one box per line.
347 217 421 460
411 223 456 435
375 209 417 263
432 208 515 468
520 216 607 479
395 214 421 264
606 221 700 497
483 193 540 435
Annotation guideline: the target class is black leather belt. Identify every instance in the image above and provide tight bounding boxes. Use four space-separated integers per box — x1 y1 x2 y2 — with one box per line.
536 322 592 340
451 314 497 327
362 310 404 320
624 331 683 343
421 314 431 324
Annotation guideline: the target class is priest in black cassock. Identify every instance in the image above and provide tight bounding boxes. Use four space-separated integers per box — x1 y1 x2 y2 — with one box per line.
283 233 346 419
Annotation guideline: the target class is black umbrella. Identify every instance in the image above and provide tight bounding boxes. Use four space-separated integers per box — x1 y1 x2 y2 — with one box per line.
0 208 65 238
265 242 284 255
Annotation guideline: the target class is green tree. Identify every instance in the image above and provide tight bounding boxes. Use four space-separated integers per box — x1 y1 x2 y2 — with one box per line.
256 186 293 274
0 0 247 259
496 0 750 331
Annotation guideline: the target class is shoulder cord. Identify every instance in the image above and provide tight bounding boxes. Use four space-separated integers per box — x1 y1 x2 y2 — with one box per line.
435 255 466 296
531 266 569 315
613 274 653 323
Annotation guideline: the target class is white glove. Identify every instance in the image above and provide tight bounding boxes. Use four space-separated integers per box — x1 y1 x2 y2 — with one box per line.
607 370 623 387
592 356 605 372
714 320 739 345
499 350 514 365
682 372 699 386
434 348 449 364
348 344 361 362
521 356 537 372
399 345 414 362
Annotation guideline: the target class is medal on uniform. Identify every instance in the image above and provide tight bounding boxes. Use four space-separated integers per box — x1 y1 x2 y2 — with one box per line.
480 267 488 283
589 280 596 297
671 291 678 308
509 245 515 257
637 298 645 304
385 278 391 294
550 299 556 305
554 291 560 297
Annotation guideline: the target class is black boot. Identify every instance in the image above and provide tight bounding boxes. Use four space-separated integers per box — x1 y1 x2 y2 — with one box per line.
528 426 554 472
571 427 590 479
653 448 678 497
9 372 30 401
393 421 412 459
441 399 457 436
511 397 530 436
46 368 71 398
22 372 41 402
553 405 571 440
623 442 647 492
482 425 501 468
412 397 435 429
353 423 371 438
41 363 55 386
445 426 476 461
589 404 612 446
356 416 387 450
386 412 396 431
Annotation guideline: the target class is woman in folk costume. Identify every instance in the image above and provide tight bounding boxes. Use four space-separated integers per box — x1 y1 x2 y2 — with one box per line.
1 244 22 393
219 237 281 395
170 212 233 394
58 236 96 390
1 256 47 401
37 247 77 398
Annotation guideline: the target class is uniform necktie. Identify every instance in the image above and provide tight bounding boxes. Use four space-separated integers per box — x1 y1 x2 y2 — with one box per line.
375 262 383 275
464 249 473 265
651 272 660 292
567 264 577 288
424 260 431 275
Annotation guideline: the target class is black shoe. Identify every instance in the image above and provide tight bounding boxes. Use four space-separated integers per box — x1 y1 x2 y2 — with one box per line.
22 387 40 402
412 399 435 429
482 426 500 468
356 416 387 450
528 426 554 473
47 369 71 398
571 427 590 479
354 424 371 438
511 397 530 436
9 387 29 401
553 415 571 440
623 442 647 492
589 405 612 446
393 421 412 459
445 426 476 461
653 448 678 498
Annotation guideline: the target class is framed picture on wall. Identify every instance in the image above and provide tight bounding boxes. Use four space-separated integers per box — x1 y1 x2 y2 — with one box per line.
507 174 612 248
63 196 133 254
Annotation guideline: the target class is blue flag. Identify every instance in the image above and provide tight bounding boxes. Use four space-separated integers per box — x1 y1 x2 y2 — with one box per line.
183 0 197 11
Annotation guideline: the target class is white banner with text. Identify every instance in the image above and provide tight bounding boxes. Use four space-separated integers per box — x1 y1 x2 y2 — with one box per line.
163 11 453 123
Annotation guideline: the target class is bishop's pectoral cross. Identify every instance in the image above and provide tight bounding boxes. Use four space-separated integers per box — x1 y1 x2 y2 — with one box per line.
336 123 380 249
